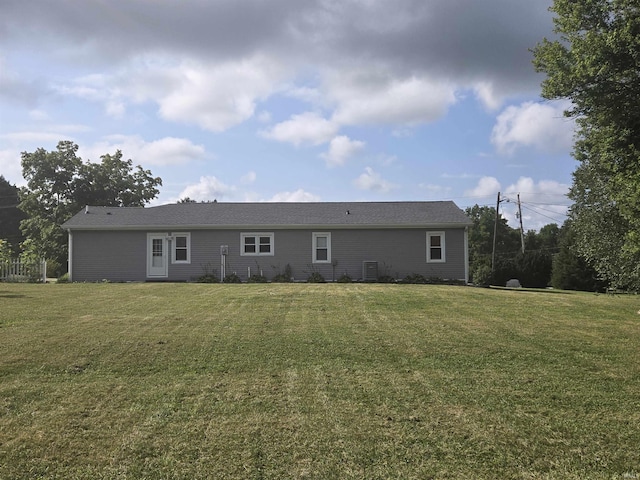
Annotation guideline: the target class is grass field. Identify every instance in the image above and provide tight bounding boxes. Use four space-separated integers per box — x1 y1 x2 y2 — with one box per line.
0 283 639 479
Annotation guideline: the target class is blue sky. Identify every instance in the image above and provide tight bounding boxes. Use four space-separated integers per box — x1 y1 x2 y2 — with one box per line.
0 0 575 230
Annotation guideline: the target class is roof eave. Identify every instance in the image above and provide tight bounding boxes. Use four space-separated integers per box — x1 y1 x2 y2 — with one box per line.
64 221 472 231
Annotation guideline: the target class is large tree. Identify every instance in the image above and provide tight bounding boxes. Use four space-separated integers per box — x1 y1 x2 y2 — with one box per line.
465 205 520 285
0 175 25 253
19 141 162 274
533 0 640 290
551 219 607 292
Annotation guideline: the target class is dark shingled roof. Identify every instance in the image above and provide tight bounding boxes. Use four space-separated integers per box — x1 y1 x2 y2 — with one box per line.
62 201 472 230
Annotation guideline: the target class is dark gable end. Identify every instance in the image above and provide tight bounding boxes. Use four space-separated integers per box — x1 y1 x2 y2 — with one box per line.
62 201 471 230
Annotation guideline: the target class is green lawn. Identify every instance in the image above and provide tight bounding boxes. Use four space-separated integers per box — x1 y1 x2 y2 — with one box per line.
0 283 639 479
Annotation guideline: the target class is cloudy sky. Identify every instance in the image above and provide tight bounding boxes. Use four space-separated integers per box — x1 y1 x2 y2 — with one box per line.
0 0 575 229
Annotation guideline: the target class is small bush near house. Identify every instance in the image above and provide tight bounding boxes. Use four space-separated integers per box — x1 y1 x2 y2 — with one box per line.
307 272 325 283
45 259 62 279
471 264 492 286
248 274 268 283
272 264 293 283
377 275 396 283
337 273 352 283
57 273 70 284
197 273 219 283
401 273 428 284
223 273 242 283
197 263 219 283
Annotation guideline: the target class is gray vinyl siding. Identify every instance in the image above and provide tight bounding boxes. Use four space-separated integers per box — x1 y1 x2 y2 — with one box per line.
70 227 467 282
71 230 146 282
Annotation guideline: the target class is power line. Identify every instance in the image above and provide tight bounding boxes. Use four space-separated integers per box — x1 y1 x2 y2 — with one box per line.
520 204 568 223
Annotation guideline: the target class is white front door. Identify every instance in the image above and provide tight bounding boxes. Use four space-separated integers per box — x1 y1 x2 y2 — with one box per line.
147 234 168 278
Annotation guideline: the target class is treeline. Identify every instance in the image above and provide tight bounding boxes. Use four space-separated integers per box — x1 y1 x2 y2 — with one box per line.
466 205 606 291
0 141 162 277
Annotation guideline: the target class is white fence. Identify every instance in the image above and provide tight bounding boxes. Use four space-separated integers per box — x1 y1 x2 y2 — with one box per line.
0 259 47 283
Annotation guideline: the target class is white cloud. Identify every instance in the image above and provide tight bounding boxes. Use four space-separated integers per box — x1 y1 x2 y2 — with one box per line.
59 55 287 131
353 167 396 193
473 82 503 111
491 101 575 155
464 176 570 230
267 189 321 202
501 177 570 230
464 176 501 199
177 176 235 202
285 86 323 105
56 74 127 118
320 135 365 167
106 100 126 118
1 132 67 144
241 171 257 184
329 72 457 126
377 154 399 166
156 57 285 132
79 135 207 167
0 130 81 185
0 149 23 185
505 177 569 198
260 111 338 146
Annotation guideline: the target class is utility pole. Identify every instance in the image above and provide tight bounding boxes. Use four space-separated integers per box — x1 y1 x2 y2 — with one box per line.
517 193 525 254
491 191 501 284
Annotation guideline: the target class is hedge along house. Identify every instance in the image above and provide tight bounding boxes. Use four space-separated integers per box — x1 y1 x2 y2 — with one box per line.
62 201 472 283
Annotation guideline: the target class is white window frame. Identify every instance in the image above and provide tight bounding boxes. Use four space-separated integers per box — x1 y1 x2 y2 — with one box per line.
172 232 191 264
312 232 331 264
241 232 274 256
426 231 446 263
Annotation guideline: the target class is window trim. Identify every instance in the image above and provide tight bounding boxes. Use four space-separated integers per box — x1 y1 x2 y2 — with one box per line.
171 232 191 264
426 231 446 263
241 232 274 256
312 232 331 264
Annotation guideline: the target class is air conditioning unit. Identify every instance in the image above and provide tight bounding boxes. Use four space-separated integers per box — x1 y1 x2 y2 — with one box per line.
362 261 378 281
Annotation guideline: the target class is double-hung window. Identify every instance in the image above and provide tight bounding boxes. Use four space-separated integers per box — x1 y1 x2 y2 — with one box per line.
172 233 190 263
426 231 445 263
241 233 274 256
312 232 331 263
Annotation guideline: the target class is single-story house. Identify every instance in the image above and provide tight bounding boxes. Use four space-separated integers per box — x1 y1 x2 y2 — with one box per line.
62 201 472 283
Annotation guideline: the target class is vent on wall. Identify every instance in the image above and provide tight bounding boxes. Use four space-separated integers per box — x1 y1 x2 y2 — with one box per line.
362 261 378 281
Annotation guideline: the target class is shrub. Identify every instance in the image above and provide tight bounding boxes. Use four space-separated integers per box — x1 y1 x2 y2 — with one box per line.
57 273 70 284
0 239 12 264
197 263 219 283
197 274 219 283
272 264 293 283
377 275 396 284
307 272 326 283
402 273 428 284
223 273 241 283
337 273 352 283
45 259 63 278
248 274 268 283
471 264 492 286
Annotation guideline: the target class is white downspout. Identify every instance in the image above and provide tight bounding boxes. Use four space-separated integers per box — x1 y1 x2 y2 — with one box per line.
464 226 469 284
67 230 73 282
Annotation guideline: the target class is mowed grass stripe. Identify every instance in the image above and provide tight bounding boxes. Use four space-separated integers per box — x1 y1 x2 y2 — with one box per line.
0 283 639 479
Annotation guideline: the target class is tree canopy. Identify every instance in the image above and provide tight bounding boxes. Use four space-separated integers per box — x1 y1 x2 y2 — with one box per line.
19 141 162 274
533 0 640 290
0 176 25 253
